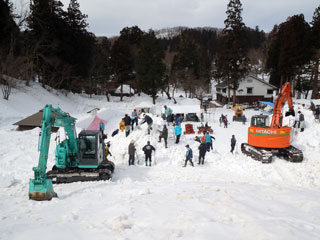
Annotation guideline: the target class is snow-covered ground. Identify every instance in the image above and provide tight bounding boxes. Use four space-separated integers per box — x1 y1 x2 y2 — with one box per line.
0 81 320 240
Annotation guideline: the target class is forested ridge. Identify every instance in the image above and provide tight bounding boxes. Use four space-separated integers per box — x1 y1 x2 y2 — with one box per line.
1 0 319 101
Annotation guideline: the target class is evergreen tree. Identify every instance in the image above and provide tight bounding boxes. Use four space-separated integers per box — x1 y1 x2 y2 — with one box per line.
171 38 200 97
277 14 311 86
64 0 94 84
266 25 281 87
136 31 166 104
90 37 112 98
27 0 66 87
310 4 320 98
0 0 18 58
214 0 248 104
110 37 134 101
118 26 143 92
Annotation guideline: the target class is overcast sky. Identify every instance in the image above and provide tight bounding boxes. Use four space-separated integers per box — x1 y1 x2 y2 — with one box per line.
19 0 319 37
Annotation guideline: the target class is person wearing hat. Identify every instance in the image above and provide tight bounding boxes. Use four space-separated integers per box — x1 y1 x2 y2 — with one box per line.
131 109 138 130
183 144 194 167
128 140 136 166
142 141 156 166
158 124 168 148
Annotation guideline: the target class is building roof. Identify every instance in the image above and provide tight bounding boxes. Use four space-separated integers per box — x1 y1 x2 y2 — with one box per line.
248 75 277 89
215 81 228 88
13 110 75 127
215 74 278 89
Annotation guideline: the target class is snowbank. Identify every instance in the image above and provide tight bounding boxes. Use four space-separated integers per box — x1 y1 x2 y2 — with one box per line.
1 81 320 240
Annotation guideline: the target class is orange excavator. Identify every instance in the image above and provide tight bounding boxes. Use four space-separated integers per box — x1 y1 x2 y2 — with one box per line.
241 82 303 163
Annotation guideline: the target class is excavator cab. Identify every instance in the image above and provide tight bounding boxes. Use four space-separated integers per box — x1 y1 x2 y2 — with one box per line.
78 130 105 167
250 115 269 128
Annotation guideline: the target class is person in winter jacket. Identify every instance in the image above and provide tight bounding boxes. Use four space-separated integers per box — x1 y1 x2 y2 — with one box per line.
119 120 125 132
205 132 212 152
164 105 173 124
111 129 119 137
99 121 105 131
298 111 305 132
131 109 138 129
174 124 182 144
128 140 136 166
175 114 182 125
183 145 194 167
142 141 156 166
198 142 206 164
219 114 224 127
293 112 300 128
105 142 112 160
123 114 132 137
223 117 228 128
231 135 236 153
242 115 246 125
99 121 107 140
141 114 153 134
158 124 168 148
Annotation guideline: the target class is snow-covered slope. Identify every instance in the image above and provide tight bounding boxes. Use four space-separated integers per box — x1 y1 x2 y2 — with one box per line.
0 82 320 240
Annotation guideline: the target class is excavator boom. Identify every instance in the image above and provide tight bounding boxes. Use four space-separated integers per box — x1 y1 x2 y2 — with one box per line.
29 105 57 201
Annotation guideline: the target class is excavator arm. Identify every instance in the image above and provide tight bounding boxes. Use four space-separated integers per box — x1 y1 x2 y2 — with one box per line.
29 104 57 200
270 82 293 128
29 104 77 201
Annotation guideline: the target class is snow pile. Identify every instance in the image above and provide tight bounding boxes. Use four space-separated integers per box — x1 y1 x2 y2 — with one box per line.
0 81 320 240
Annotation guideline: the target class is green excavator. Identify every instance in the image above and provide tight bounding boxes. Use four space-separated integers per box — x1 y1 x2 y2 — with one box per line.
29 104 115 201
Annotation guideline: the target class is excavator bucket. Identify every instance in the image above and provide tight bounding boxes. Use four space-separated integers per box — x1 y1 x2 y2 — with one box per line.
29 178 57 201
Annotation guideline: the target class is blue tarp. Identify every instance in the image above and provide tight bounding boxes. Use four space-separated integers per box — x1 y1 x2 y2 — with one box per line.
259 101 274 107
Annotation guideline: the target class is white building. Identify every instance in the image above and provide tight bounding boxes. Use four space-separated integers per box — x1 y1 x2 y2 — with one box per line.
215 75 277 105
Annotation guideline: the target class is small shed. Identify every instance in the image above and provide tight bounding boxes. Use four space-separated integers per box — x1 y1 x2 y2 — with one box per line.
135 101 153 115
13 110 75 131
113 84 135 97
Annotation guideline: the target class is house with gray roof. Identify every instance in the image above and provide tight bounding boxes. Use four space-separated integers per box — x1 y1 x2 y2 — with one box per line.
215 75 278 105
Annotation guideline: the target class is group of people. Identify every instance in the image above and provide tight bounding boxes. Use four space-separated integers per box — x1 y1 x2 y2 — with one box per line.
118 109 139 137
116 109 155 137
127 140 156 166
107 104 240 168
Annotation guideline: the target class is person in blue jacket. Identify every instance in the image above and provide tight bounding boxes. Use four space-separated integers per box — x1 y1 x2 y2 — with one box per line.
183 145 194 167
205 132 212 152
174 124 182 144
175 114 182 125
